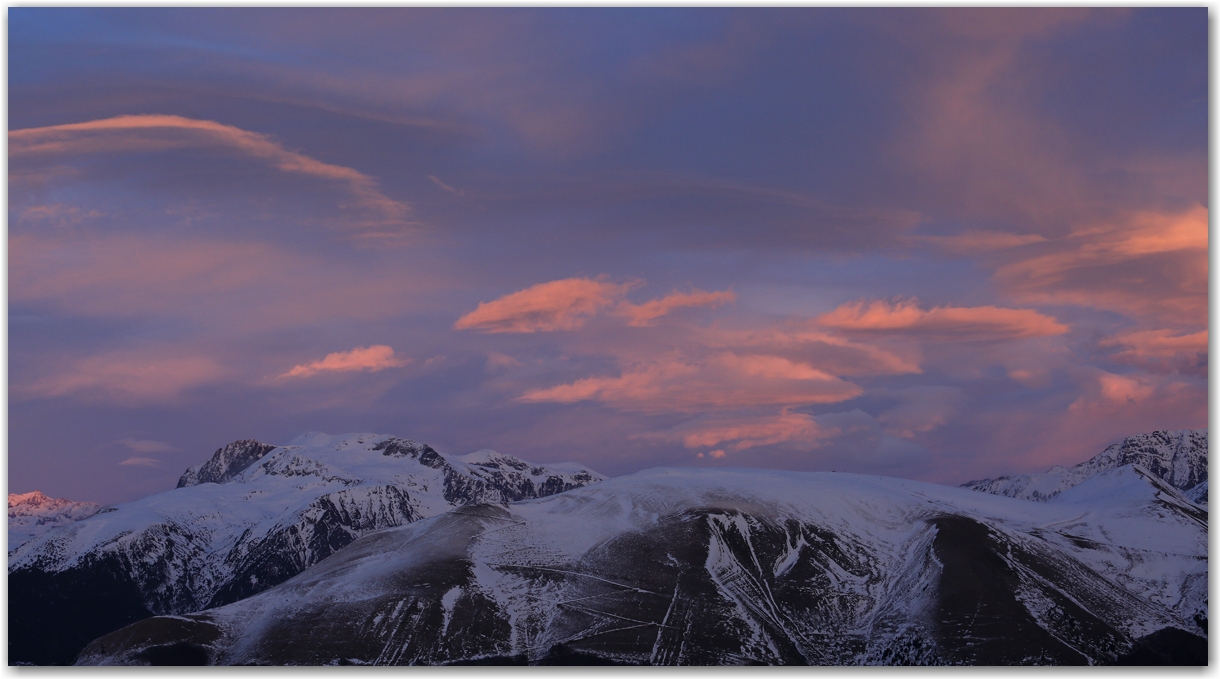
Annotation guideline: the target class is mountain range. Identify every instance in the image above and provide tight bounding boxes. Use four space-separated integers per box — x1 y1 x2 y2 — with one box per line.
9 429 1207 666
9 432 602 665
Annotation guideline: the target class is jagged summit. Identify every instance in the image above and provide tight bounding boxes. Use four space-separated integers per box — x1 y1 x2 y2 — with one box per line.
177 439 278 488
963 429 1207 503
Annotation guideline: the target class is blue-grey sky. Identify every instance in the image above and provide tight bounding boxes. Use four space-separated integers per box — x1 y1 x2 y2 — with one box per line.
9 8 1207 504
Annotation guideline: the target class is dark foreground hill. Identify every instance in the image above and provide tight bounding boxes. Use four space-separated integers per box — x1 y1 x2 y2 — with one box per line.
78 460 1206 666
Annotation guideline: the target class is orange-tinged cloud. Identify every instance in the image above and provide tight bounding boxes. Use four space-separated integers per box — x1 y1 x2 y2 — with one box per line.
1096 372 1154 404
519 352 862 413
615 289 735 326
702 324 923 376
454 277 638 333
817 298 1068 340
1066 369 1157 417
1100 206 1208 256
282 345 408 378
994 205 1208 320
674 410 830 452
1100 329 1207 374
9 114 411 235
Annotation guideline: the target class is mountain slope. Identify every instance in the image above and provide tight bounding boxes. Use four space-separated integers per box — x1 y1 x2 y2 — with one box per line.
78 465 1206 666
8 491 101 551
9 432 602 665
962 430 1207 503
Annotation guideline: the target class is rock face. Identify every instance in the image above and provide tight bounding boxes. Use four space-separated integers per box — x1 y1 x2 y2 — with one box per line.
177 440 279 488
963 430 1208 503
78 463 1206 666
9 491 101 550
9 432 603 666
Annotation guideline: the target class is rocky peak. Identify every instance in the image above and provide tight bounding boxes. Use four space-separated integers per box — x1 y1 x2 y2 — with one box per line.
177 440 279 488
963 429 1207 502
1108 430 1207 491
9 491 99 518
371 438 447 470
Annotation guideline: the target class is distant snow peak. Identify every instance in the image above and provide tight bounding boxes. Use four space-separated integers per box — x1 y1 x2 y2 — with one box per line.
8 490 101 551
9 490 98 517
963 429 1207 504
177 439 278 488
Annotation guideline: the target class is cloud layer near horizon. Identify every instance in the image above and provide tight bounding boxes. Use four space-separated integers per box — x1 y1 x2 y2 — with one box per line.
8 8 1206 505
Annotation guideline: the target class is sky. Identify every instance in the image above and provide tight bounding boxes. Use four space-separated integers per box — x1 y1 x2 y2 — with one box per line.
7 8 1208 505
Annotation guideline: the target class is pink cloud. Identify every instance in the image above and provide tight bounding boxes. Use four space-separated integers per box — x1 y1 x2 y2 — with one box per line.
10 232 442 331
1023 377 1204 473
615 289 736 327
994 206 1208 321
485 352 523 372
119 457 162 468
883 9 1115 231
454 277 638 333
16 351 229 404
668 410 831 452
1100 329 1207 374
455 277 736 333
282 345 408 378
701 324 922 376
519 352 862 413
816 298 1068 340
9 114 412 237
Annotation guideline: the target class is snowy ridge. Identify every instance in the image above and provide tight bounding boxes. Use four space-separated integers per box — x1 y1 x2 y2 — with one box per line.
963 430 1207 503
8 491 101 551
9 432 603 665
80 464 1207 666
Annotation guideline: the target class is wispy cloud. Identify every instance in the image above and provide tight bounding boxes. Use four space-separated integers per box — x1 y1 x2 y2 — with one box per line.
428 174 464 195
455 277 639 333
662 409 830 453
116 438 181 454
10 114 413 238
994 205 1208 320
817 298 1068 340
615 289 735 327
455 277 735 333
15 351 229 404
119 457 161 467
1099 329 1207 375
519 352 862 413
282 345 409 378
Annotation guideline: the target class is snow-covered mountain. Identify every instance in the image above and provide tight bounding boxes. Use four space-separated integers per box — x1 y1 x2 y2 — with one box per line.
962 430 1207 503
79 462 1206 666
9 432 602 666
9 490 100 550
